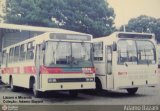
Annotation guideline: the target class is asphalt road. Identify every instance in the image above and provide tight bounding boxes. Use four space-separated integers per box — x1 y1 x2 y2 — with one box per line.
0 84 160 105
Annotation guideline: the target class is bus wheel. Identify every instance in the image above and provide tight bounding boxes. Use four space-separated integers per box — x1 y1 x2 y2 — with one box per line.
69 90 78 97
10 78 18 92
127 88 138 95
95 79 102 95
33 82 41 98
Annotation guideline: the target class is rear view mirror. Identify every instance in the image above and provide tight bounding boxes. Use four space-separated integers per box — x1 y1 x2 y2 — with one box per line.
112 42 117 51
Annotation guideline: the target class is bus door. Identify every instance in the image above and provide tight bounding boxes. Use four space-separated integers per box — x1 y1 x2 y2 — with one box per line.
35 44 41 89
105 46 114 89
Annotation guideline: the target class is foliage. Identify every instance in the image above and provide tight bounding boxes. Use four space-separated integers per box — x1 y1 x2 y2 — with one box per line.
119 15 160 42
3 0 115 37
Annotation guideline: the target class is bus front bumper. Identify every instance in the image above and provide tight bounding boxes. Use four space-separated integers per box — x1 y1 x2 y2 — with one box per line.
38 82 96 92
115 84 157 90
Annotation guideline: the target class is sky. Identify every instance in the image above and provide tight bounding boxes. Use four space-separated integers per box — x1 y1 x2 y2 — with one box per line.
107 0 160 27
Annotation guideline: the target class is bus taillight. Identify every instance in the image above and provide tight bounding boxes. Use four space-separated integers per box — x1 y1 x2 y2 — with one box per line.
118 72 127 75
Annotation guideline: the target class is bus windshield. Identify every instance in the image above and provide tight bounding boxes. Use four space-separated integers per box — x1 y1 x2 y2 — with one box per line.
44 41 93 67
118 40 156 65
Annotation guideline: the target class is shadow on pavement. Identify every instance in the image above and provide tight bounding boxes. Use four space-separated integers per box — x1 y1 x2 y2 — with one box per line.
80 89 148 98
0 84 148 100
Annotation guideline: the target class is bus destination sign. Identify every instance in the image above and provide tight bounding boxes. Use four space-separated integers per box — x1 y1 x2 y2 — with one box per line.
118 33 153 39
50 33 91 41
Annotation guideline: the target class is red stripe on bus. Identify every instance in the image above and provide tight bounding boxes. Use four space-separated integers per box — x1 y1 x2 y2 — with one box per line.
1 67 20 74
8 67 14 74
1 66 82 74
40 66 82 74
1 66 95 74
24 66 36 74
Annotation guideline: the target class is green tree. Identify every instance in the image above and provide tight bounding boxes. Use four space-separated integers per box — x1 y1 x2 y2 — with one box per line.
154 19 160 42
3 0 115 37
119 15 160 42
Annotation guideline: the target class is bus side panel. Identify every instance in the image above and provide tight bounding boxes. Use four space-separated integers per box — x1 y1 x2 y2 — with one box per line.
12 74 31 88
6 61 35 89
94 62 107 89
157 66 160 84
114 65 158 89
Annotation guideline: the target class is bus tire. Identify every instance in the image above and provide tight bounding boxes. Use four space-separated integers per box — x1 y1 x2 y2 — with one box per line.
10 77 18 92
33 81 42 98
95 78 102 94
69 90 78 97
127 88 138 95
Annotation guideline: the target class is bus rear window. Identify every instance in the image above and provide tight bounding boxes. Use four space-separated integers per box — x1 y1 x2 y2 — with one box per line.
117 40 156 65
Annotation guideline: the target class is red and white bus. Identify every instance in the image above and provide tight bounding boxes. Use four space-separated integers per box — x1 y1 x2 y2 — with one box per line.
0 31 95 97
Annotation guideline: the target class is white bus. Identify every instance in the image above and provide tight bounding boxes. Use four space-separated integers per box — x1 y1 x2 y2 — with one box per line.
93 32 159 95
157 44 160 82
0 31 95 97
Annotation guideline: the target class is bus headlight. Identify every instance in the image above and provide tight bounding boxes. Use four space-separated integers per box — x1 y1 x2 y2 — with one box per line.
48 78 57 83
86 78 94 82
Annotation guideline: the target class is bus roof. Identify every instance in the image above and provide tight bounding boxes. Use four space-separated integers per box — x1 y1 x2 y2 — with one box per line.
114 31 154 36
2 32 92 51
94 31 155 41
0 23 88 35
93 31 155 45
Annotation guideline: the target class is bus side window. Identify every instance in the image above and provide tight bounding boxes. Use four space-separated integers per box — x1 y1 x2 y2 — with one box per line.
2 50 8 66
40 44 44 65
93 42 103 61
20 44 26 61
14 46 20 62
106 46 112 74
26 42 34 60
9 48 14 63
